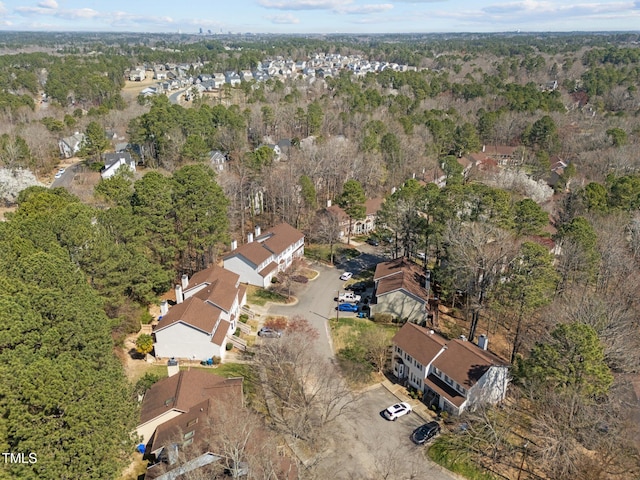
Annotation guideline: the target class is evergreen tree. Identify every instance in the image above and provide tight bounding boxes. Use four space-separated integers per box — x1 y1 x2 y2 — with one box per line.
337 179 366 245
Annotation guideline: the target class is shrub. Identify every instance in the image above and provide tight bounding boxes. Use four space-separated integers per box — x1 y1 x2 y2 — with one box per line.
233 328 240 337
134 372 163 397
140 310 154 325
212 356 221 365
292 275 308 283
373 313 393 324
135 334 154 355
239 314 249 323
225 342 233 351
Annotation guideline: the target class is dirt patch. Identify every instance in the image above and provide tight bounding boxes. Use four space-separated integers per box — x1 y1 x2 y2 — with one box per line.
0 206 16 221
435 306 512 361
121 77 157 101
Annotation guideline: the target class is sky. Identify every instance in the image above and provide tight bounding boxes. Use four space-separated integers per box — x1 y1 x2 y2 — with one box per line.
0 0 638 34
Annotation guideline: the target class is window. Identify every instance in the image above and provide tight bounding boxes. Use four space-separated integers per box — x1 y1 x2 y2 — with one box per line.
444 375 453 386
183 430 195 440
433 366 440 376
187 418 198 427
456 384 466 395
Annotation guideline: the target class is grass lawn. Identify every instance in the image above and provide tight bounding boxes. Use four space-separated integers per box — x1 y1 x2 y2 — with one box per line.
305 243 361 264
329 316 398 353
246 285 290 306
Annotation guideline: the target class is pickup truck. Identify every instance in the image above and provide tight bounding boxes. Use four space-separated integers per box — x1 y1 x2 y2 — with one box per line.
337 292 361 303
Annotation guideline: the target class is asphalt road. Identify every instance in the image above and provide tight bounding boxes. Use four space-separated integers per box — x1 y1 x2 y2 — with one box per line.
50 161 82 189
267 248 388 360
265 248 457 480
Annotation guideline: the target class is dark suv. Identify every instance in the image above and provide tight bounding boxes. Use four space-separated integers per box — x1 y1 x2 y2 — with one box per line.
410 421 440 445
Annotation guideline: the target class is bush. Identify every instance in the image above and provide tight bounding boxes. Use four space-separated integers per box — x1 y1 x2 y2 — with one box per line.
212 356 221 365
134 372 162 397
292 275 308 284
373 313 393 324
135 333 154 355
233 328 240 337
239 314 249 323
225 342 233 351
140 310 154 325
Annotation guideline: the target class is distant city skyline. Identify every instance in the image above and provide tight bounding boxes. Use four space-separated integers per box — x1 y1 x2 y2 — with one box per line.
0 0 638 35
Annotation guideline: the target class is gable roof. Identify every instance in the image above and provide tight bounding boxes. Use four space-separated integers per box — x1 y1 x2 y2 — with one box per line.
60 132 85 150
103 152 133 170
391 322 447 366
139 370 243 426
187 265 240 312
374 258 429 302
432 338 508 389
327 197 383 222
155 297 221 334
393 322 508 395
258 223 304 256
224 223 304 266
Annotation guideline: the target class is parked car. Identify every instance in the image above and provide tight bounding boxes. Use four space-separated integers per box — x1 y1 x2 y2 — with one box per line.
340 272 353 281
417 252 426 260
337 303 359 312
366 237 379 246
411 421 441 444
348 283 367 294
383 402 412 421
258 327 282 338
337 292 361 303
54 168 65 179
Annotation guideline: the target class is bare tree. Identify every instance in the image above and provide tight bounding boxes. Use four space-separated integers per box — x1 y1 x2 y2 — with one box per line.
359 328 393 375
256 316 355 443
311 210 341 264
443 221 518 341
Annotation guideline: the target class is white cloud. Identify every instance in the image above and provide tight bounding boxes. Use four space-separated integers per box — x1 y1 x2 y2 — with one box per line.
258 0 351 9
266 13 301 23
0 2 7 15
482 0 636 17
37 0 58 8
337 3 394 14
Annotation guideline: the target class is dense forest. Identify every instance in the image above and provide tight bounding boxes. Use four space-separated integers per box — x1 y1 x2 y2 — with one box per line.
0 31 639 479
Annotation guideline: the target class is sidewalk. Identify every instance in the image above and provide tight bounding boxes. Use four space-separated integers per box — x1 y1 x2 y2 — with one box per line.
380 379 438 423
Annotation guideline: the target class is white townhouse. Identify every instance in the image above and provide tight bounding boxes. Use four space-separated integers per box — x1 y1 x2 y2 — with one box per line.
101 152 136 179
392 322 510 415
223 223 304 288
153 265 247 362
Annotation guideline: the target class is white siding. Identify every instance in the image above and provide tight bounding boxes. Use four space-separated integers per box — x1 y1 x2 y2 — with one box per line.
373 290 428 323
464 366 509 411
223 255 266 287
154 322 224 361
136 410 182 444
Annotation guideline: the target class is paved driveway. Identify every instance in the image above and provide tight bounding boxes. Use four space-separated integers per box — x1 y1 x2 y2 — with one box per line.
267 250 388 360
313 385 458 480
267 263 344 359
50 161 82 189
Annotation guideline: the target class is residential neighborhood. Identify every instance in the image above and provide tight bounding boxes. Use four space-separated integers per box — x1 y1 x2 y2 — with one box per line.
1 28 637 480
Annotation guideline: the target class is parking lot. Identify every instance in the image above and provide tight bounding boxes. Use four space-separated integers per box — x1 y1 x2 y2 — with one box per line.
312 385 457 480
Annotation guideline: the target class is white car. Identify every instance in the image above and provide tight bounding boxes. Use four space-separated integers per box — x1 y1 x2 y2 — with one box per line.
54 168 65 179
383 402 412 421
340 272 353 281
338 292 361 303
